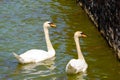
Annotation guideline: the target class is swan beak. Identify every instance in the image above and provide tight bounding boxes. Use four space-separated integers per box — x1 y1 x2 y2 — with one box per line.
81 33 87 38
49 23 56 28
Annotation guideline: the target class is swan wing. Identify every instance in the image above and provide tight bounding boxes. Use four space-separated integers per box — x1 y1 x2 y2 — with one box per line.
19 49 52 63
75 59 88 73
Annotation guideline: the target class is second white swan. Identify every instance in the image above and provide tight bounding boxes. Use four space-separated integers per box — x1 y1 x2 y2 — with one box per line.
66 31 88 74
13 21 56 64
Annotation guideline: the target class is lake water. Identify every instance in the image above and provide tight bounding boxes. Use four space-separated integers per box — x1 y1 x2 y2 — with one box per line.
0 0 120 80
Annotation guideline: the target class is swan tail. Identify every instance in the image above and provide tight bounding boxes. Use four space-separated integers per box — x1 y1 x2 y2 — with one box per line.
12 52 24 64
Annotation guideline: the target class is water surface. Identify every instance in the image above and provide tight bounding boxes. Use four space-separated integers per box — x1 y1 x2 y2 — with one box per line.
0 0 120 80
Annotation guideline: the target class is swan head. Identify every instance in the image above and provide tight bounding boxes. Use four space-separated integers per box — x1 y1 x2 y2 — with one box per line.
74 31 87 38
43 21 56 28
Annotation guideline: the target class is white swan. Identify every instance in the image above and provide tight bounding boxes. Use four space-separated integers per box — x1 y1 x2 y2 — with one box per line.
13 21 56 64
66 31 88 74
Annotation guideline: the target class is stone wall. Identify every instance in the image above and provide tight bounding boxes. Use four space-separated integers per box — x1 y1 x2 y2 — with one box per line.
76 0 120 60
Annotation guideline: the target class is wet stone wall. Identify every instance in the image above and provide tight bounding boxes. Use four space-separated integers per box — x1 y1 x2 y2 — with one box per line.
77 0 120 60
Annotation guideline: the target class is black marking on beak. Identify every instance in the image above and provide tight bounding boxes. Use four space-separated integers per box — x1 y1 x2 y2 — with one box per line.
49 22 56 28
81 32 87 37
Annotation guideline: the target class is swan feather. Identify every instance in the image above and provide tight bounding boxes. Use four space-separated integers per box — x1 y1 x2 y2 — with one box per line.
66 59 88 74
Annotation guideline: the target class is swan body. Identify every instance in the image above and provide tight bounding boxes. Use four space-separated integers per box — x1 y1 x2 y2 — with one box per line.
13 21 56 64
66 59 87 74
66 31 88 74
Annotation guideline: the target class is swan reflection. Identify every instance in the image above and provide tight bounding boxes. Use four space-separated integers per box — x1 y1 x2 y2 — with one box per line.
67 73 87 80
15 57 56 77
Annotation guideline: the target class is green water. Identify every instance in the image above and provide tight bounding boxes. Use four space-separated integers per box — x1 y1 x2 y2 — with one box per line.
0 0 120 80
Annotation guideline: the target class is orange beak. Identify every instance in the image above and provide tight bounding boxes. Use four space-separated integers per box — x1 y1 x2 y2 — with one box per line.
81 33 87 38
49 23 56 28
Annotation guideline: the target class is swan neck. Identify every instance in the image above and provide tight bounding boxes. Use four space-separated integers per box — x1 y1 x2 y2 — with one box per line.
44 27 54 52
74 36 85 59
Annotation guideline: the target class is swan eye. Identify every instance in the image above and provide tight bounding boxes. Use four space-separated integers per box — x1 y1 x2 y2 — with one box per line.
49 22 56 28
